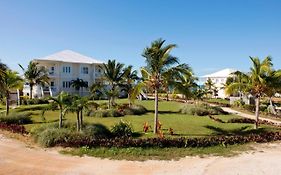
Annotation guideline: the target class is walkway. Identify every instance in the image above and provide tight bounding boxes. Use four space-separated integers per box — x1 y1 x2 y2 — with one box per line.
222 107 281 126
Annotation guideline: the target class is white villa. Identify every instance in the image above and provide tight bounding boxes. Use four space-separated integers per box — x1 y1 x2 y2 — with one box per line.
201 68 237 98
23 50 104 97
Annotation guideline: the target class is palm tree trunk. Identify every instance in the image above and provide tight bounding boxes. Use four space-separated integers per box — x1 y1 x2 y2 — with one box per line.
59 110 63 128
6 91 10 116
80 110 83 130
76 111 80 131
128 93 131 107
30 85 33 99
153 89 159 134
166 91 169 101
269 97 277 115
254 96 260 129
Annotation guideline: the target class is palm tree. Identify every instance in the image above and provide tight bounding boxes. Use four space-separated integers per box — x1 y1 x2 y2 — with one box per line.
2 70 23 115
122 65 139 106
19 62 49 99
141 38 181 134
48 91 72 128
174 70 198 102
90 82 105 100
70 78 88 95
163 63 195 101
204 78 215 98
68 95 89 131
100 59 126 108
225 56 274 129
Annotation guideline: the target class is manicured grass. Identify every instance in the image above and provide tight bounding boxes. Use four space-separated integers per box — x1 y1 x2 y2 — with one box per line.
22 99 280 138
60 143 253 161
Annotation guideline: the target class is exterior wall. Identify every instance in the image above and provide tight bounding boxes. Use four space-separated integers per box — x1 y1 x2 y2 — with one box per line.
23 60 104 97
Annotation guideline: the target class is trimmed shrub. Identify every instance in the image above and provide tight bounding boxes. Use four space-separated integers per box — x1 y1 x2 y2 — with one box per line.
16 104 50 112
180 103 228 116
0 112 33 124
123 105 147 115
22 98 49 105
89 109 123 118
111 120 133 137
83 124 112 139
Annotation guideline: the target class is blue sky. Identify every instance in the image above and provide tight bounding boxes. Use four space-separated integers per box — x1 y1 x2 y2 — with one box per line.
0 0 280 76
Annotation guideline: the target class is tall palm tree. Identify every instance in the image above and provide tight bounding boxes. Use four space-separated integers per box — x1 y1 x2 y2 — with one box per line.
122 65 139 106
204 78 215 98
141 38 180 134
100 59 126 108
225 56 274 129
70 78 88 95
2 70 23 115
48 91 72 128
19 62 49 99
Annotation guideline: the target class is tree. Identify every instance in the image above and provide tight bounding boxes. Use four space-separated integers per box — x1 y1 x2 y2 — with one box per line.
90 82 105 100
122 65 139 106
19 62 49 99
70 78 88 95
164 63 196 101
48 91 72 128
141 38 181 134
204 78 215 98
225 56 274 129
100 59 126 108
68 95 89 131
2 70 23 115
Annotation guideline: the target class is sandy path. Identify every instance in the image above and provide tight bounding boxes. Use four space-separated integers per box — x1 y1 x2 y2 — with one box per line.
1 134 281 175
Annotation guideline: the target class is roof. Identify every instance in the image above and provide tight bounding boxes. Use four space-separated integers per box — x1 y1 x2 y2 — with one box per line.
34 50 104 64
202 68 237 78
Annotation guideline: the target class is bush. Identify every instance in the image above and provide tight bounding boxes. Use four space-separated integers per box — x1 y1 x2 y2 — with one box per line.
16 104 50 112
242 104 255 112
123 105 147 115
0 112 33 124
0 122 28 134
37 128 72 147
83 124 112 139
111 120 133 137
180 103 228 116
89 109 123 117
22 98 49 105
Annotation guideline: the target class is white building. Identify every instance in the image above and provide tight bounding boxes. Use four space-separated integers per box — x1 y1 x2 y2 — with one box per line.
23 50 104 97
201 68 237 98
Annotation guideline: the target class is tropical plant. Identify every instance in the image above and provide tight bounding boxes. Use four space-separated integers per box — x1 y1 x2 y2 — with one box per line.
2 70 23 115
100 59 126 108
139 39 182 134
122 65 139 106
48 91 73 128
70 78 88 95
225 56 277 129
204 78 215 98
90 82 105 100
68 95 90 131
19 61 49 99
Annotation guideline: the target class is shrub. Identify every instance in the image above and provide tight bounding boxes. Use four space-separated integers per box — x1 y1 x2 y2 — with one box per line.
111 120 133 137
22 98 49 105
16 104 49 112
37 128 72 147
0 112 33 124
0 122 28 134
123 105 147 115
89 109 123 117
180 103 228 116
242 104 255 112
83 124 112 139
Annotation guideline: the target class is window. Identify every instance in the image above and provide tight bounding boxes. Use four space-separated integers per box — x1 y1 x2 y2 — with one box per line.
62 81 71 88
49 67 55 75
82 67 89 74
98 68 101 73
63 66 71 73
50 81 55 87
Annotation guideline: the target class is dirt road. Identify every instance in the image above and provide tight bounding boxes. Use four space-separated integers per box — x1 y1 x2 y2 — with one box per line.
1 134 281 175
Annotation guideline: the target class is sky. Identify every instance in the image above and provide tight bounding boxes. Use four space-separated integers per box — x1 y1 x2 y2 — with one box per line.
0 0 280 76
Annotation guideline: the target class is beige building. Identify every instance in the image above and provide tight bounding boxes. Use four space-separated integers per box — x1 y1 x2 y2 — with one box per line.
23 50 104 97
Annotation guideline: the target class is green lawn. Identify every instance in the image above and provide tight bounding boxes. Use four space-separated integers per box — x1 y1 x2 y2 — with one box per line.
22 99 280 138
